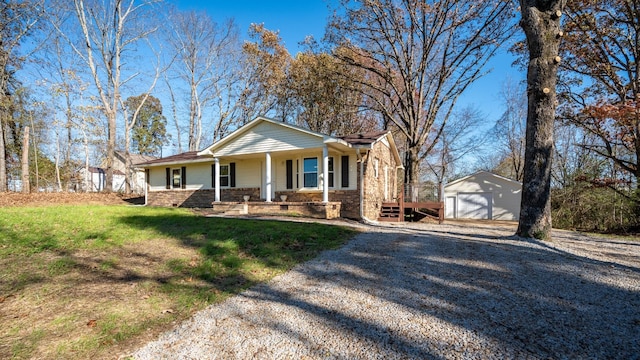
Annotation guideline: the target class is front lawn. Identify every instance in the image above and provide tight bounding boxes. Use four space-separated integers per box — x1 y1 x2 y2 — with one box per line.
0 205 358 359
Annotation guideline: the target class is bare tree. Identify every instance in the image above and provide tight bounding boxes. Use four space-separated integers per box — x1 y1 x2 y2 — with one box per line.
165 9 240 151
36 33 86 192
491 79 527 181
328 0 515 195
49 0 158 192
427 106 487 198
517 0 567 239
119 53 162 194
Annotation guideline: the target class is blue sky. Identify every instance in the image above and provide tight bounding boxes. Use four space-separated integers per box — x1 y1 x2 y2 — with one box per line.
173 0 525 122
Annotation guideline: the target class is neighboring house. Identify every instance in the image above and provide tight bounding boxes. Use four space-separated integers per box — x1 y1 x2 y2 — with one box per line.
444 171 522 221
113 151 158 194
80 151 158 193
136 116 402 220
79 167 126 192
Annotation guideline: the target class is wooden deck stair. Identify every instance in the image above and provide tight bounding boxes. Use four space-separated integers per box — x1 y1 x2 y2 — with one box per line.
378 202 403 222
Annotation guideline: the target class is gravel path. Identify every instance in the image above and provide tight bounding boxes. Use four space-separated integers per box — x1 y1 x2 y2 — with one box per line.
132 221 640 359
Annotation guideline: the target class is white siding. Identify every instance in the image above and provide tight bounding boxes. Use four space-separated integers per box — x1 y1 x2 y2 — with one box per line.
235 159 261 188
147 164 211 191
270 151 357 192
185 163 212 190
148 166 167 191
215 121 324 156
444 172 521 221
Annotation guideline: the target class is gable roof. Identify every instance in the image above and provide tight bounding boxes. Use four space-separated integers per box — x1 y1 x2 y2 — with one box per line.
197 116 353 157
137 116 403 167
445 171 521 188
115 150 159 166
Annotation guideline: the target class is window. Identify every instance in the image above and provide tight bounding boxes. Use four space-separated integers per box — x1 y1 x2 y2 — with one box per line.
374 158 379 178
172 168 181 188
212 163 235 188
220 165 229 187
328 157 334 188
303 157 318 187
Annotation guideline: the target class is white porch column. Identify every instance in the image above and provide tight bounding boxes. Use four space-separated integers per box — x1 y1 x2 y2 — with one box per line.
214 157 221 202
265 152 272 202
322 145 329 203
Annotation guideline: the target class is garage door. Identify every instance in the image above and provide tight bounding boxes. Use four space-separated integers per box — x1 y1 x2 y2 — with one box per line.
458 192 492 219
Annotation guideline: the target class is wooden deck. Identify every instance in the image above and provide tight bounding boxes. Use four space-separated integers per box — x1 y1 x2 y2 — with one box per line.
378 201 444 223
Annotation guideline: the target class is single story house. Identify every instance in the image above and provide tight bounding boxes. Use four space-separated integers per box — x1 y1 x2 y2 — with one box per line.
444 171 522 221
136 116 403 220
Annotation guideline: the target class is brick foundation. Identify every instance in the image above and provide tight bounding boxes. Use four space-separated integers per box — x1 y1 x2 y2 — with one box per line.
147 187 260 208
275 190 360 219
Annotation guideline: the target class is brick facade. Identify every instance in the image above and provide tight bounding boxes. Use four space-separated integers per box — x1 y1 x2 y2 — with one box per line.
275 189 360 219
147 187 260 207
361 140 399 221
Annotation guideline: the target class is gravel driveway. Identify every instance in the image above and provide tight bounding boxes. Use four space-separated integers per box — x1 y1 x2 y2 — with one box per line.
132 221 640 359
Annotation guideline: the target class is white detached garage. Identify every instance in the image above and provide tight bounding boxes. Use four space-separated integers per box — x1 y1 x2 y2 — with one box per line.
444 171 522 221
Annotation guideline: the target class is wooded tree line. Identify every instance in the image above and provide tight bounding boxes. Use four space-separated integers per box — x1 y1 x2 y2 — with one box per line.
1 0 638 234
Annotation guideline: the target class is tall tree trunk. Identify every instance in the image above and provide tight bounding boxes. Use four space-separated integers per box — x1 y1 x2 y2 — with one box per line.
517 0 566 239
65 91 73 191
21 126 30 193
404 145 420 202
55 128 62 191
105 110 115 192
0 118 6 192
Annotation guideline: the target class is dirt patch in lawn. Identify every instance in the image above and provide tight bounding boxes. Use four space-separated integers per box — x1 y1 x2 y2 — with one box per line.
0 237 208 360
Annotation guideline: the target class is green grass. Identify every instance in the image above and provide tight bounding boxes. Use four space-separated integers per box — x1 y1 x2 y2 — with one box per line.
0 205 358 360
0 206 172 256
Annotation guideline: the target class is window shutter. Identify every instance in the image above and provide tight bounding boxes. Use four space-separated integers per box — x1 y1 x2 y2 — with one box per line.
165 168 170 189
286 160 293 189
230 162 236 188
341 156 349 188
181 166 186 189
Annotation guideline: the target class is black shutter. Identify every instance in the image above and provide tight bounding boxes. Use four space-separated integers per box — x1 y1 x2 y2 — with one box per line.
286 160 293 189
230 162 236 188
165 167 170 189
145 169 150 187
181 166 186 189
341 156 349 188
